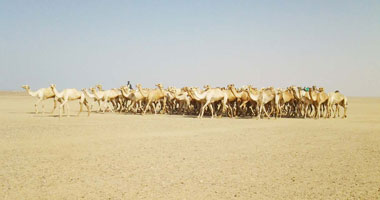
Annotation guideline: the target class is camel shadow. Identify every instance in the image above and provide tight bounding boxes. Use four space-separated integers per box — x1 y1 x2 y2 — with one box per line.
31 113 88 118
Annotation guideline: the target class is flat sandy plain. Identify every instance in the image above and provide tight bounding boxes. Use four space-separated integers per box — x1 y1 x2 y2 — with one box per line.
0 92 379 200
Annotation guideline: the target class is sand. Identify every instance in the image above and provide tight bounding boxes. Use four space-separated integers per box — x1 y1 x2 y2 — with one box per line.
0 92 380 199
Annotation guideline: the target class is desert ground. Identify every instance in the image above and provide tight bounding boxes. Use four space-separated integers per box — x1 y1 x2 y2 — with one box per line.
0 92 379 199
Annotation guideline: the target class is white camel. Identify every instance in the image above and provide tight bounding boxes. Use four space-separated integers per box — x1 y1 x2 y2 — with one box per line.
50 84 90 118
21 85 61 114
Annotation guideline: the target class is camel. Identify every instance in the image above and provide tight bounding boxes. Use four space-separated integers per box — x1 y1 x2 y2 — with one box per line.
124 85 150 113
290 86 314 118
90 87 117 113
168 88 192 115
227 84 251 117
274 89 284 118
220 86 238 118
96 84 123 112
21 85 62 114
245 86 276 119
327 91 348 118
137 84 167 115
82 88 110 112
50 84 90 118
20 83 348 119
257 88 276 119
309 87 329 119
273 88 296 118
188 87 227 118
120 86 146 113
244 86 261 117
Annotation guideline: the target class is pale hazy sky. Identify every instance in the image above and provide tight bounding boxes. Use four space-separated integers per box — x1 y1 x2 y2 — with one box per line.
1 0 379 96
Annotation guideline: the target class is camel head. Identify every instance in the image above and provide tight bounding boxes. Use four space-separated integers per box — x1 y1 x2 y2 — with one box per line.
90 87 97 93
203 85 211 90
96 84 103 90
121 86 130 93
50 84 56 90
275 88 282 95
155 83 163 89
21 85 30 90
319 87 325 92
227 84 235 90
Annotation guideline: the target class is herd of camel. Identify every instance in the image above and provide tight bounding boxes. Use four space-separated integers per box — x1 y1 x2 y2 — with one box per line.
21 83 348 119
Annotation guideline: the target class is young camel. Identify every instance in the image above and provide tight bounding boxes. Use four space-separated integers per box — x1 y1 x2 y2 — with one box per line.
21 85 61 114
50 84 90 118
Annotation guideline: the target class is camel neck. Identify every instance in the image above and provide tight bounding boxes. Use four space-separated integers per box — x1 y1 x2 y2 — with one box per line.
247 89 259 101
52 87 62 98
84 89 94 98
230 87 241 98
25 88 36 97
92 90 102 99
191 89 206 100
121 88 131 98
137 87 147 97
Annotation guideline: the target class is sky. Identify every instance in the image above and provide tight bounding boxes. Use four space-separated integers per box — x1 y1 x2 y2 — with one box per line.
0 0 379 96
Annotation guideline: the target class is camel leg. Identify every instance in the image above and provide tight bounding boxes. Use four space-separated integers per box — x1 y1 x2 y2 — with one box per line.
197 102 204 118
96 100 101 112
108 101 115 113
41 101 45 115
316 104 320 119
208 104 214 119
143 100 152 115
343 105 347 118
78 102 83 116
255 103 260 119
262 103 271 119
66 103 71 117
101 100 106 113
161 98 167 114
152 103 157 114
337 105 341 118
101 100 109 113
84 100 90 116
199 102 209 118
328 103 333 118
34 99 42 114
59 100 68 118
258 103 262 119
304 104 308 119
51 98 58 114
